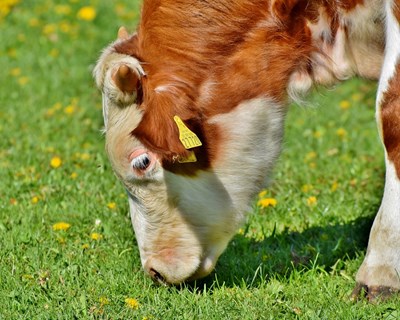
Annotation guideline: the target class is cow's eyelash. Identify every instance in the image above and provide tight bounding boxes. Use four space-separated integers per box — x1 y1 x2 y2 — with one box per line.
131 153 151 170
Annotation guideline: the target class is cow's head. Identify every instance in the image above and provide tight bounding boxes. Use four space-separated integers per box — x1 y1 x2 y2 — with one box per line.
94 0 313 284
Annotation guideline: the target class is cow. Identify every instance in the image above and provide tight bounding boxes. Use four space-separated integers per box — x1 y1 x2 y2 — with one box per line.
94 0 400 300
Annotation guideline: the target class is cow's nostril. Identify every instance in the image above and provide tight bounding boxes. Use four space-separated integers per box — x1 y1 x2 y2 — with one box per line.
149 268 166 284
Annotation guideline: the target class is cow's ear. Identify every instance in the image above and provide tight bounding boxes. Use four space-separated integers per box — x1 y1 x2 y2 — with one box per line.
117 26 129 40
111 64 141 96
94 31 145 103
132 94 200 160
271 0 300 21
110 27 141 94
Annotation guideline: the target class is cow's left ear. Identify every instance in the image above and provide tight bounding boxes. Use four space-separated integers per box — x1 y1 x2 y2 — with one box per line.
132 93 202 161
271 0 300 22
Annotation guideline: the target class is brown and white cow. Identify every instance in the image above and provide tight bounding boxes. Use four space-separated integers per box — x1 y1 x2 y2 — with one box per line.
94 0 400 299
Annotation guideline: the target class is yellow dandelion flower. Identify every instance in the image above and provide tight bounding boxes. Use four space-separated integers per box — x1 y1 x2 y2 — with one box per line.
306 196 317 206
71 97 79 105
28 18 40 27
53 102 62 110
17 33 26 42
54 4 71 15
257 198 277 208
331 181 338 192
42 23 57 35
31 196 39 204
80 153 90 160
70 172 78 179
339 100 351 110
301 184 313 193
50 156 62 168
0 0 20 18
22 274 34 281
45 109 55 117
90 233 103 240
64 105 75 114
336 128 347 138
7 48 17 58
10 67 21 76
304 151 317 162
107 202 116 209
99 296 109 306
52 222 71 231
81 243 89 249
258 189 268 198
77 6 96 21
125 297 139 309
59 21 72 33
351 93 363 102
49 48 59 58
18 76 29 86
313 130 323 139
237 228 244 235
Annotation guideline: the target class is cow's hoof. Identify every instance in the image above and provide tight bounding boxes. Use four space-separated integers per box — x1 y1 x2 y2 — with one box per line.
351 283 398 303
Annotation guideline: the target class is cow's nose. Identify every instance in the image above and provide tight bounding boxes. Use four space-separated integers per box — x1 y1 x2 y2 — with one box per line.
148 268 166 285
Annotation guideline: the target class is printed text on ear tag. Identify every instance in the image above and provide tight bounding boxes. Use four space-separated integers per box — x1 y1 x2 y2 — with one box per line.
173 116 202 149
178 151 197 163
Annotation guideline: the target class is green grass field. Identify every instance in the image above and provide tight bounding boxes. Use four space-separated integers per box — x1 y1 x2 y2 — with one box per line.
1 1 399 319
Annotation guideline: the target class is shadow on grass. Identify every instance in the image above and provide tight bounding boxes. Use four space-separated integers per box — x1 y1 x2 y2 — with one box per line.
185 214 375 292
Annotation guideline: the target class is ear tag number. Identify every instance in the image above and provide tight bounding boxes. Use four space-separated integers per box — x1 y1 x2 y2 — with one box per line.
173 116 202 149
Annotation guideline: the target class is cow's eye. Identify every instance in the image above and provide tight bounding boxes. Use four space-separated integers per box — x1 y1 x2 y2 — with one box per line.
131 153 151 171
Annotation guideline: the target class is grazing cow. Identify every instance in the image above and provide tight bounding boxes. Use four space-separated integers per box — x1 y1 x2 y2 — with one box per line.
94 0 400 300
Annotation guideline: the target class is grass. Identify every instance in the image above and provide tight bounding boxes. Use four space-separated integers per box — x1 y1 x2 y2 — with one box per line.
0 0 399 319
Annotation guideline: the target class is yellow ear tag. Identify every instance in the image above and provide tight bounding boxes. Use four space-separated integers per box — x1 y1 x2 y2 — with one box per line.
178 151 197 163
173 116 202 149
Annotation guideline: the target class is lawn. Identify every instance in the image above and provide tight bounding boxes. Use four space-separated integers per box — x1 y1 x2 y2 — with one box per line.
1 1 399 319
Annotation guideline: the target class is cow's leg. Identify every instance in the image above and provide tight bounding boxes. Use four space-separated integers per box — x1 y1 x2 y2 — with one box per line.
352 1 400 302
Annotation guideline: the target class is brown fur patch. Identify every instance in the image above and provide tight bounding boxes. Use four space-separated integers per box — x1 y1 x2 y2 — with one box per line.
393 0 400 23
381 62 400 178
112 0 379 175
